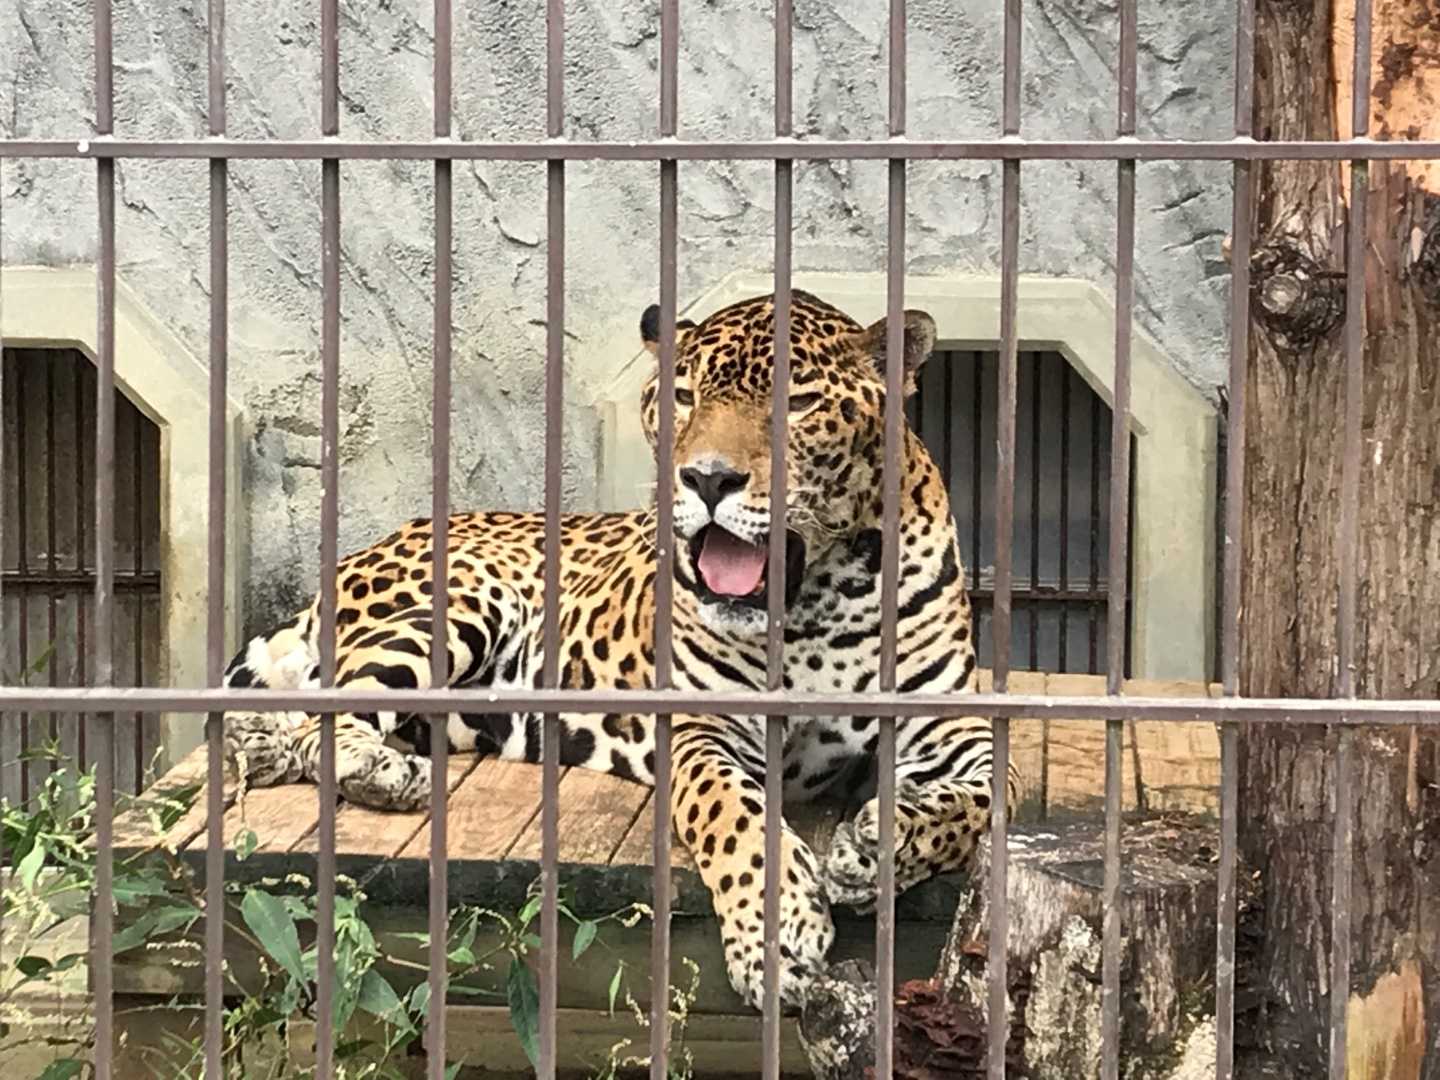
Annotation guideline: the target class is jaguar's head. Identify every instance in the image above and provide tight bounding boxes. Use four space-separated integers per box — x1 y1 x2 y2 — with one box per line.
638 289 939 632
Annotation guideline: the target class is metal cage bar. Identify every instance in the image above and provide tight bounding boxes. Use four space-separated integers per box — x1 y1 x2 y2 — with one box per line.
203 0 229 1070
92 0 118 1065
1329 1 1373 1074
1101 0 1139 1070
427 0 455 1070
988 0 1023 1070
762 0 794 1075
5 137 1440 161
649 3 680 1071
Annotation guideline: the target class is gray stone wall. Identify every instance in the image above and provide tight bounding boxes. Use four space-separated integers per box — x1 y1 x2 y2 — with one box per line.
1 0 1235 631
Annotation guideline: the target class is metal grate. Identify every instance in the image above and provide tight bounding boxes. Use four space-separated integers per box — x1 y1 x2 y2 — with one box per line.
0 0 1433 1077
1 347 161 807
909 348 1135 676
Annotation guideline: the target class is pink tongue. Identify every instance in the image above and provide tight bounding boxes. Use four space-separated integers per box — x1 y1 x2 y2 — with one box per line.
697 529 767 597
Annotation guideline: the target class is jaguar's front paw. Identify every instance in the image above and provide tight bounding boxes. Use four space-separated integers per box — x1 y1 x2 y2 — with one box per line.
336 745 432 812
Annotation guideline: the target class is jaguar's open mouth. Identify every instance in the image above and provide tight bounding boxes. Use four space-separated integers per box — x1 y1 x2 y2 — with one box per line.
687 525 807 611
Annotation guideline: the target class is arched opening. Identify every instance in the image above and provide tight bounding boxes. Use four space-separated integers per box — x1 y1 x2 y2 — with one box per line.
2 346 163 801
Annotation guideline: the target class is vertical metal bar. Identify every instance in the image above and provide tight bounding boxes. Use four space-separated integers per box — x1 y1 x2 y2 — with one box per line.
971 357 983 595
1058 358 1071 674
315 0 341 1068
762 3 792 1076
46 362 58 755
93 0 117 1070
16 359 31 801
989 0 1022 1072
427 0 454 1071
1330 3 1370 1074
1028 353 1041 670
1216 0 1254 1071
875 2 906 1073
203 0 228 1064
650 3 678 1071
537 0 564 1072
1102 0 1138 1067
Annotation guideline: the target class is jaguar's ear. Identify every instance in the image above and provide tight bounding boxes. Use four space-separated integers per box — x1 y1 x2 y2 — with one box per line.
640 303 697 357
854 310 938 395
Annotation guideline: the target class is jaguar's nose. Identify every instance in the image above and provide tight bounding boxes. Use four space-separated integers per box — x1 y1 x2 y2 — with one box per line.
680 466 750 515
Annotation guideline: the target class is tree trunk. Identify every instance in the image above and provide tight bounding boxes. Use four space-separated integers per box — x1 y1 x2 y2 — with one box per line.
1237 0 1440 1075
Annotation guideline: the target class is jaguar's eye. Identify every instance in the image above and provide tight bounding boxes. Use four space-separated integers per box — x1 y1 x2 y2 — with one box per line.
676 387 695 406
788 392 822 413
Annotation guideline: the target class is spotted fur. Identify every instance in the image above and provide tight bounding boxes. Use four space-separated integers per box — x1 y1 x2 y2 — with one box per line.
223 289 1015 1010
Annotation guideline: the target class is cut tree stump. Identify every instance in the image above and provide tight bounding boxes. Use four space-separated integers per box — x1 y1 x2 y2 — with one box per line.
800 814 1221 1079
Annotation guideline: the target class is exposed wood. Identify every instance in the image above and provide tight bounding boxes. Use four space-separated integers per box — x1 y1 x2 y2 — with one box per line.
396 757 555 861
509 765 652 864
797 818 1221 1078
1238 0 1440 1074
291 752 479 856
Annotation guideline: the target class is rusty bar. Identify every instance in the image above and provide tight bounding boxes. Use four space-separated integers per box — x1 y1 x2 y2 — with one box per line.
1089 392 1101 674
875 1 907 1071
762 1 792 1073
990 0 1022 1069
1101 0 1138 1068
537 0 565 1069
203 0 228 1062
8 137 1440 162
5 686 1440 723
650 0 678 1064
972 357 982 592
427 0 454 1070
1058 357 1071 672
1330 1 1370 1069
1028 354 1040 669
1216 0 1254 1069
16 359 31 801
92 0 117 1068
314 0 341 1067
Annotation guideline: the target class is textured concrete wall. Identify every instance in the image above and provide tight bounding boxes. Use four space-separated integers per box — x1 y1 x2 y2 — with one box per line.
1 0 1234 632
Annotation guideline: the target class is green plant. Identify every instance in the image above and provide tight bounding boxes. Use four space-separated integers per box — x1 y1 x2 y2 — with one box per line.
3 747 673 1080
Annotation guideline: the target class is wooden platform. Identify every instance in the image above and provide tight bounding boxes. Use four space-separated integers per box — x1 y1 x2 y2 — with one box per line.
107 672 1223 1076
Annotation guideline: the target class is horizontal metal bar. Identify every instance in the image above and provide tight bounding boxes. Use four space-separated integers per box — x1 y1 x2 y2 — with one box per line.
1 570 160 591
2 686 1438 724
5 138 1440 162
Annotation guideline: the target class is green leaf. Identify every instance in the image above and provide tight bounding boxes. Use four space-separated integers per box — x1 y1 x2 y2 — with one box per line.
16 839 46 891
235 829 259 862
15 955 52 978
445 1064 463 1080
607 965 623 1016
571 920 597 960
357 969 406 1021
111 872 169 907
506 960 541 1068
447 945 476 967
35 1061 85 1080
517 895 542 928
241 889 306 983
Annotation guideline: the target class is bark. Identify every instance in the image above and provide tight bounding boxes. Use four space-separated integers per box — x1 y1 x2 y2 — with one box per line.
1237 0 1440 1075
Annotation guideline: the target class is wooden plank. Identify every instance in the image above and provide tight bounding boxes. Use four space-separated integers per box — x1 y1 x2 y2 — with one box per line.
215 782 328 855
112 744 211 849
508 766 651 864
152 748 239 853
290 752 480 856
610 788 694 870
396 757 555 862
289 1004 816 1078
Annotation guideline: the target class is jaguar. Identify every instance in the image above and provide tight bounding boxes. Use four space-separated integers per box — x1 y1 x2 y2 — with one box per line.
222 287 1007 1009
